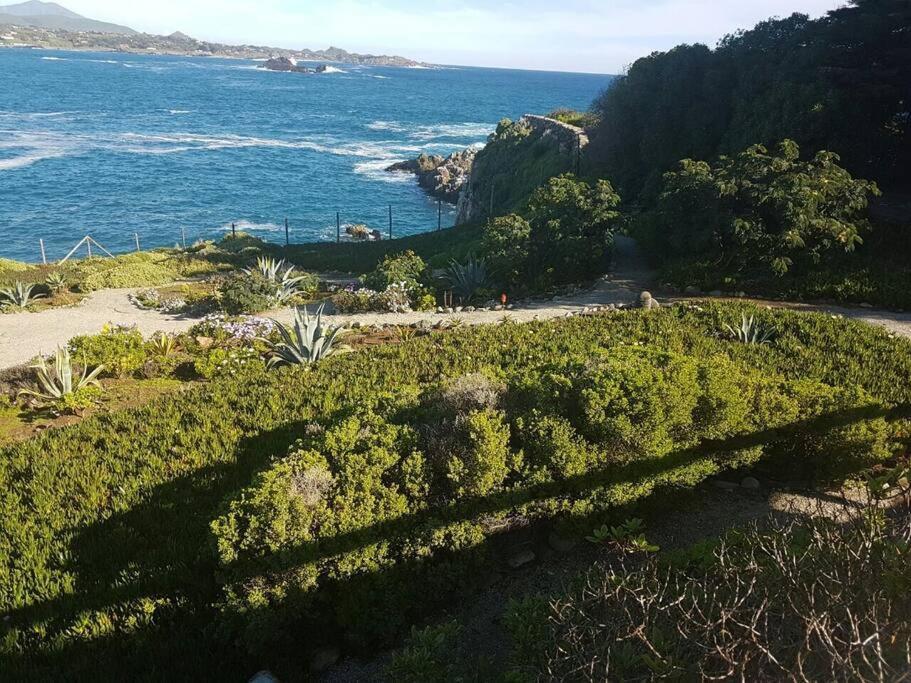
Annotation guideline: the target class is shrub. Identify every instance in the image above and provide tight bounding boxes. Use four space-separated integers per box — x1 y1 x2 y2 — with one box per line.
218 272 277 314
193 347 263 380
385 622 463 682
17 347 104 412
69 326 147 378
443 408 512 498
363 250 429 293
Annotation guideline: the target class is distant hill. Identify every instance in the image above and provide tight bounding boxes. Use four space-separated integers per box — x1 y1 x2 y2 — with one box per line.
0 0 136 34
0 12 426 67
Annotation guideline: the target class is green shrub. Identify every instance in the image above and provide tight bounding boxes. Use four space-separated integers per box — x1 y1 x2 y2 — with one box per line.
69 327 148 378
385 621 463 682
218 272 277 314
362 250 429 292
444 408 512 498
482 214 531 287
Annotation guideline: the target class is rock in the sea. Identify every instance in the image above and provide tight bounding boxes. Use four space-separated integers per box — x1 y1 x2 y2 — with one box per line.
259 56 325 74
387 149 476 203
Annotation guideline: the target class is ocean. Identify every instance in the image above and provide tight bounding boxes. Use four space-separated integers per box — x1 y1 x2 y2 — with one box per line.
0 48 609 261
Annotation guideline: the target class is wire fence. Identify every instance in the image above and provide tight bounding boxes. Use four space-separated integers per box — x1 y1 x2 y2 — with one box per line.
29 199 457 264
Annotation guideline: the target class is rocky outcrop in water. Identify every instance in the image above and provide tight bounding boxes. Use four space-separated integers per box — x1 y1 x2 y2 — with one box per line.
260 57 327 73
386 149 476 203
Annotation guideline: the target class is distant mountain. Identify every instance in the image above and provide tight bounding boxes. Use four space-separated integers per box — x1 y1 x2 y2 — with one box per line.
0 0 136 34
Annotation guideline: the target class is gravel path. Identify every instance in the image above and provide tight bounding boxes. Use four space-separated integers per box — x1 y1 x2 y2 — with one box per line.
1 237 909 370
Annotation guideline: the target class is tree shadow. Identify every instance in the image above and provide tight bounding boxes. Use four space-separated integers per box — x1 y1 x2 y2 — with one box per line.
3 402 908 681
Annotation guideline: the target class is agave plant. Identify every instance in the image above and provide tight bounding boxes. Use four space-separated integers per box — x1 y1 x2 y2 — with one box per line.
724 313 776 345
0 281 46 309
245 256 309 303
45 272 68 294
18 347 104 404
442 255 491 303
264 304 349 367
149 332 179 357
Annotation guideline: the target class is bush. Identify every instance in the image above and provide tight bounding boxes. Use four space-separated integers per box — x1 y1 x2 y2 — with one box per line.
218 272 277 314
69 326 148 378
362 250 429 292
482 214 531 287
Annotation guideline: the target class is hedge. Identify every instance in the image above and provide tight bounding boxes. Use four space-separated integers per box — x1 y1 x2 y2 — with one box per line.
1 303 909 679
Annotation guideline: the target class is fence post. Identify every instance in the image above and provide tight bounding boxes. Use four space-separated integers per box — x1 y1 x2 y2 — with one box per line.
134 232 140 252
181 227 187 250
285 217 290 247
438 200 442 231
86 237 92 259
39 239 46 265
489 183 495 217
388 204 393 240
232 222 236 239
336 212 340 243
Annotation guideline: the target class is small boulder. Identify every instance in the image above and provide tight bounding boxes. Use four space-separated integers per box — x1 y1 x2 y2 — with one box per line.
508 549 536 569
684 285 701 296
741 476 760 490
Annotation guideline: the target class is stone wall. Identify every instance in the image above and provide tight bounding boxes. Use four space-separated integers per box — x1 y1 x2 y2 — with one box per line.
520 114 590 155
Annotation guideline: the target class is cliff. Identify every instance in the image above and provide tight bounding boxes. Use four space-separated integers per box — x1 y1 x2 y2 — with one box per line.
455 115 590 224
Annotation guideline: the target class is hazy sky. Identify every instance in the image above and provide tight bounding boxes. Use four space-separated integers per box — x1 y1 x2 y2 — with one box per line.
61 0 846 73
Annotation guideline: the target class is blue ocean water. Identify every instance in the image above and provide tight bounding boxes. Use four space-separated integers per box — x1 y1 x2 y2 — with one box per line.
0 48 610 261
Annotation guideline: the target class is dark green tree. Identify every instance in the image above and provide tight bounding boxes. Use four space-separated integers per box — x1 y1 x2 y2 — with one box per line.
641 140 881 277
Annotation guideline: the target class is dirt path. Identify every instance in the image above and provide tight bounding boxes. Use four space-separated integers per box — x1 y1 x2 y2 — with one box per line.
1 236 909 369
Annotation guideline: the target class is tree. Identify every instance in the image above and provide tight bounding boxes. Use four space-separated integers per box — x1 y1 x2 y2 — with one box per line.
642 140 880 277
525 174 621 286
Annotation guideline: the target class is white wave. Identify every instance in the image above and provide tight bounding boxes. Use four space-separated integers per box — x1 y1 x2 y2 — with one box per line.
409 122 494 141
218 219 281 233
41 56 66 61
0 148 67 170
167 110 193 115
367 120 405 132
322 66 346 74
86 59 119 64
354 158 413 184
367 74 390 79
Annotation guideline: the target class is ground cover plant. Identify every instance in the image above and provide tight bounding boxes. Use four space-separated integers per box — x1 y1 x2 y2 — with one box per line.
0 302 909 680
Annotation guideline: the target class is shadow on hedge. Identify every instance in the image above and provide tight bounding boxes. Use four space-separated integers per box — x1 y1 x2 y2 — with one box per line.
3 402 909 680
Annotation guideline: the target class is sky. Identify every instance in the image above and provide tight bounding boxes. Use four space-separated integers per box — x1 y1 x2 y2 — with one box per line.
59 0 847 73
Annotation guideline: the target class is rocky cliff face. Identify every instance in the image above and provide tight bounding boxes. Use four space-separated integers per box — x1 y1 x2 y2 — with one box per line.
455 115 590 225
386 149 476 203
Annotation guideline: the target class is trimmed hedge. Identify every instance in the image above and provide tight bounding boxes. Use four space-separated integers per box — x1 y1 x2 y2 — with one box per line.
0 303 909 679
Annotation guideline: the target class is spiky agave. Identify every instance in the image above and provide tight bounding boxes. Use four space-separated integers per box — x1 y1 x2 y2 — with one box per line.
18 347 104 403
442 255 491 303
724 313 777 345
0 281 47 309
264 304 349 367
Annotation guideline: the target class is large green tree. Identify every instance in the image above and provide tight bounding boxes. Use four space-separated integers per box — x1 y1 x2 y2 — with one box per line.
639 140 880 277
482 174 621 289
